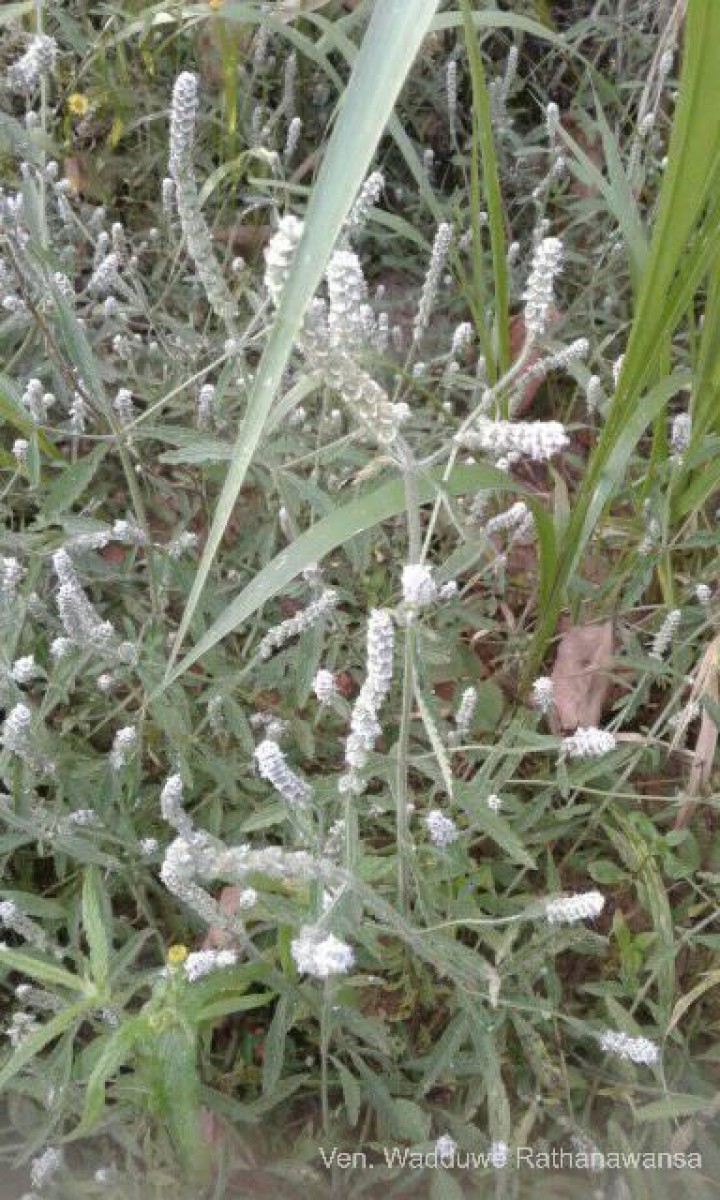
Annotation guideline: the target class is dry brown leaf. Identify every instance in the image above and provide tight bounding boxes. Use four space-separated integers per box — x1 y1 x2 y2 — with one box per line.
674 634 720 827
549 620 615 732
508 306 561 416
201 885 244 950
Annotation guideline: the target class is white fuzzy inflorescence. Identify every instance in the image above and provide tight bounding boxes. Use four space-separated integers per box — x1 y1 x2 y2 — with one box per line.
425 809 459 848
670 412 691 456
562 727 616 758
326 249 372 355
8 35 57 93
599 1030 659 1065
113 388 134 424
585 375 604 414
485 501 532 538
168 72 237 323
88 252 121 297
458 417 569 462
345 171 384 239
449 686 477 748
649 608 681 660
263 214 408 445
402 563 438 609
254 739 312 807
196 383 216 429
340 609 394 795
414 222 453 343
264 214 304 305
258 588 337 660
313 669 337 704
160 774 193 838
9 656 36 684
1 557 24 606
452 322 473 356
290 927 354 978
522 236 563 338
531 676 554 715
1 703 33 761
12 439 29 464
545 891 605 925
29 1147 63 1190
182 949 237 982
109 726 137 771
52 549 117 653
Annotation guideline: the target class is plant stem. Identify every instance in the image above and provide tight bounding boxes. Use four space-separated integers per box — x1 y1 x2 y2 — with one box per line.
395 624 414 916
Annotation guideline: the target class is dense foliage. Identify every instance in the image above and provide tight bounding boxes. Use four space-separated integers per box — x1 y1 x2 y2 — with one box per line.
0 1 718 1197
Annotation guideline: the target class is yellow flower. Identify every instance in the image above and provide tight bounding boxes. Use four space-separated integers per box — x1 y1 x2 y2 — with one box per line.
209 0 223 9
68 93 89 118
166 943 188 965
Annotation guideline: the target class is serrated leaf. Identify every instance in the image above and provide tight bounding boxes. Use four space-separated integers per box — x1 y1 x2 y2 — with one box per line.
82 867 111 988
78 1017 145 1132
158 437 232 465
335 1060 361 1127
0 1001 88 1093
414 679 454 800
262 995 290 1095
0 948 81 992
389 1098 431 1143
636 1095 715 1122
195 991 275 1024
457 783 535 868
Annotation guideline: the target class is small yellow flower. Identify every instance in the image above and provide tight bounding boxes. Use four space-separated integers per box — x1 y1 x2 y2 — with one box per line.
68 93 89 118
209 0 223 9
166 943 188 965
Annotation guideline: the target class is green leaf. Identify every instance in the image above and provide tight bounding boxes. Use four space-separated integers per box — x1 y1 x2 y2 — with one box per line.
195 992 275 1024
42 445 108 517
82 867 111 988
335 1060 362 1127
388 1097 431 1143
430 1174 466 1200
155 1026 209 1181
262 995 291 1096
460 0 509 377
413 680 454 801
167 0 443 681
0 948 81 993
0 1001 88 1093
78 1018 145 1132
457 783 536 868
636 1095 715 1123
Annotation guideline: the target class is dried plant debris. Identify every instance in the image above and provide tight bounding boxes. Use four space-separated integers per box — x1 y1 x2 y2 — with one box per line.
549 620 616 732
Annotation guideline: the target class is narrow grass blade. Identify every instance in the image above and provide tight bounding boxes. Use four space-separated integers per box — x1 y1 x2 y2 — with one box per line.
460 0 509 379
